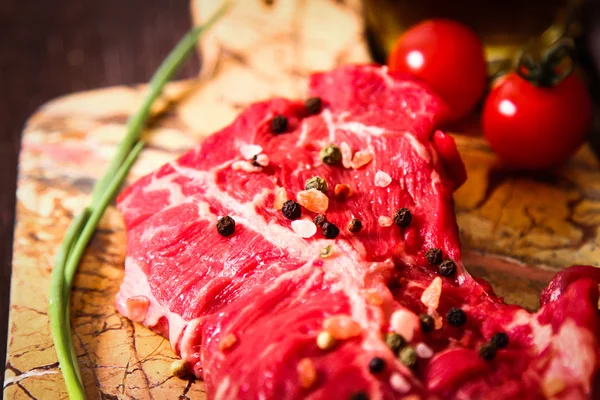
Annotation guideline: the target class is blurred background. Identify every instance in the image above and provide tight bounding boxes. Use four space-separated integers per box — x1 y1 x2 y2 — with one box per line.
0 0 199 379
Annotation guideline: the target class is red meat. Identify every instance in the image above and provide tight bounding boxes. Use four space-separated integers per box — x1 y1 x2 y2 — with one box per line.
116 65 600 399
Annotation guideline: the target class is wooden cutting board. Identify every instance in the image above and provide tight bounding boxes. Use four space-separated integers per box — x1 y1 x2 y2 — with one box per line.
5 0 600 398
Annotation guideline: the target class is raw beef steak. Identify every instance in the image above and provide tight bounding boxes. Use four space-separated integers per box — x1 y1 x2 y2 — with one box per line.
116 65 600 399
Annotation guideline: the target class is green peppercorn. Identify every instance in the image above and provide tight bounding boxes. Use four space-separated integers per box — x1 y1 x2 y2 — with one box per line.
425 248 442 265
385 332 406 354
399 346 417 367
319 144 342 165
305 176 328 193
393 207 412 228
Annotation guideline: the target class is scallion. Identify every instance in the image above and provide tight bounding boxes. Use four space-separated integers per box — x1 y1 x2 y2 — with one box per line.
48 3 230 398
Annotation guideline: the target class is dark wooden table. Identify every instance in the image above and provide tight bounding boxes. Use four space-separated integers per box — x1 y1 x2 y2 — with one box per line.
0 0 198 380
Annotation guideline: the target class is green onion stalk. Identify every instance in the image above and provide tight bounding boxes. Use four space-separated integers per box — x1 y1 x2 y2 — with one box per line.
48 3 230 398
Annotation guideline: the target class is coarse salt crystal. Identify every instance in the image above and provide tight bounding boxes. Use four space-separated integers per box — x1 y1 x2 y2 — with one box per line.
291 219 317 238
390 373 410 393
415 342 434 359
378 216 393 227
363 290 383 306
421 277 442 309
390 309 418 341
351 150 373 169
428 307 443 330
340 142 353 168
240 144 262 159
375 171 392 187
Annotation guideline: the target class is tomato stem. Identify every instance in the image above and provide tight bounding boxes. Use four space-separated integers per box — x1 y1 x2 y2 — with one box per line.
516 37 576 87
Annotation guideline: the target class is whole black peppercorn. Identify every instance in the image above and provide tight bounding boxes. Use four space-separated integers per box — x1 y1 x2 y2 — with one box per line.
384 332 406 354
217 216 235 237
348 218 362 233
271 114 288 134
314 214 327 227
419 314 435 333
305 97 322 115
321 221 340 239
350 392 369 400
478 343 497 361
425 248 442 265
393 207 412 228
446 307 467 327
368 357 386 374
320 144 342 165
490 332 509 349
438 259 457 277
281 200 301 220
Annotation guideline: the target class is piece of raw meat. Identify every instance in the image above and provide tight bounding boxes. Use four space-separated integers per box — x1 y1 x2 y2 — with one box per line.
116 65 600 399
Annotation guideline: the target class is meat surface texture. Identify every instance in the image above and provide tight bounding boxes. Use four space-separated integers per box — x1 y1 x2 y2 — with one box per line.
116 65 600 399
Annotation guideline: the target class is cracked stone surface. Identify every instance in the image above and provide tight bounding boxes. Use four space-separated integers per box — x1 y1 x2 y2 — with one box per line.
5 0 600 398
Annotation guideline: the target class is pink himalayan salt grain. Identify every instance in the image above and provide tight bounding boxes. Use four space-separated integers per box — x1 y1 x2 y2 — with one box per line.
542 379 567 397
420 277 442 309
415 342 434 359
126 295 150 322
297 358 317 389
378 216 393 227
297 189 329 213
340 141 353 168
351 150 373 169
428 307 444 330
219 333 237 351
240 144 263 159
363 290 383 306
390 309 419 341
291 219 317 238
375 170 392 187
323 315 362 340
390 373 410 394
274 187 288 210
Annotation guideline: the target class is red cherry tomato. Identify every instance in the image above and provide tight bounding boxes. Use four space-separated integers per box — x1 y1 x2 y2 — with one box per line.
482 72 593 170
388 19 487 122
